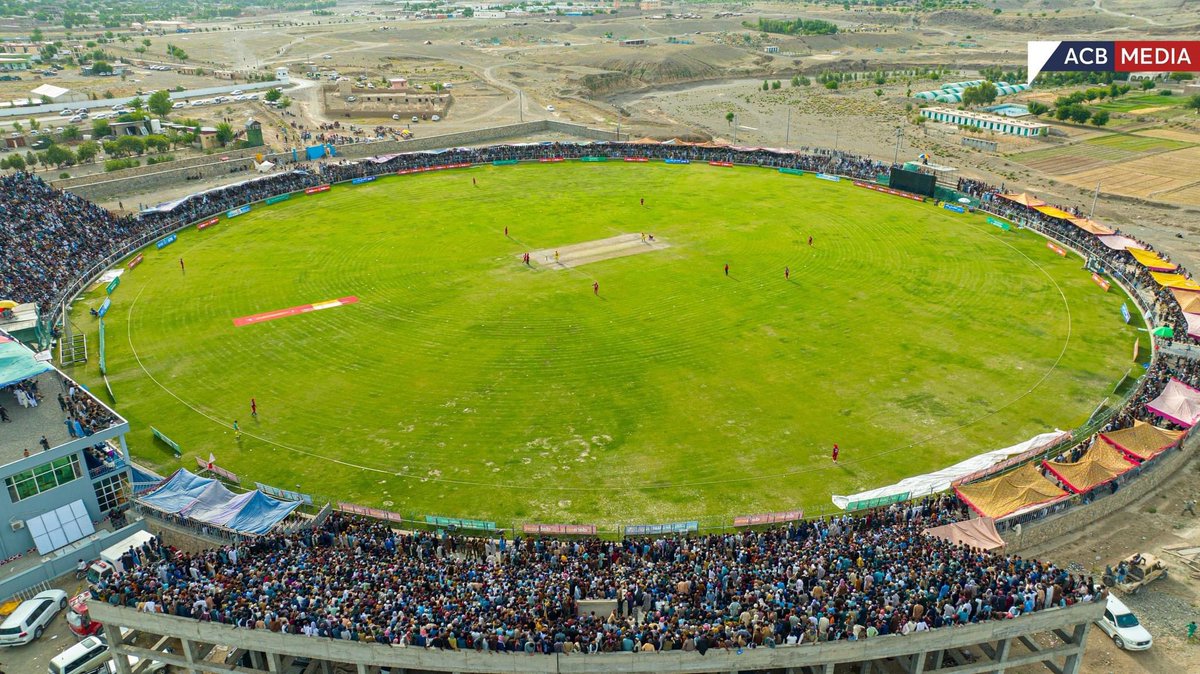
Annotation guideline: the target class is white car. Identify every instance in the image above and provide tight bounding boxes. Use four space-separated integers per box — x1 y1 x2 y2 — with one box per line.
392 114 400 120
231 89 243 95
546 105 555 112
431 114 440 121
346 95 357 102
172 102 186 109
58 109 73 116
0 589 68 646
1097 594 1153 651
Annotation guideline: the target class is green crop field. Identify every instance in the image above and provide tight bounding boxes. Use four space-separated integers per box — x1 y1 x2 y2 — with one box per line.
69 163 1143 527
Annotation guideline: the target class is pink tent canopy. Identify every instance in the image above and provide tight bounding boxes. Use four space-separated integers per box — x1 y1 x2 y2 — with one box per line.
923 517 1006 551
1096 235 1149 251
1186 313 1200 340
1146 377 1200 428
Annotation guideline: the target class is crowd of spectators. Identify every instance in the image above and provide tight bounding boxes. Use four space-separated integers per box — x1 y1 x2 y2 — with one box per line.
95 494 1108 655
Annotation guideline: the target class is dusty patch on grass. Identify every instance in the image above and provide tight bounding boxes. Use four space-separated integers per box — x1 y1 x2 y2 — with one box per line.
524 233 669 269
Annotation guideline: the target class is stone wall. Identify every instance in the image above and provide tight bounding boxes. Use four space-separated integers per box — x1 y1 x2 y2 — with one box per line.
62 151 294 202
58 120 617 201
53 145 272 191
1003 432 1196 554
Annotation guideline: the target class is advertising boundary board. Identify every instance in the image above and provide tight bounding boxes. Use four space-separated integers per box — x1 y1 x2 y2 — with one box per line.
351 176 377 185
255 482 312 504
942 203 966 213
196 217 219 231
623 157 649 163
1047 241 1067 257
853 180 925 202
779 167 804 176
155 233 177 249
708 161 733 167
337 502 406 523
664 158 691 165
538 157 565 163
226 205 251 219
395 162 472 176
732 510 804 527
197 457 241 484
304 185 331 195
492 159 520 166
97 298 111 317
579 156 608 162
522 523 597 535
987 216 1012 231
264 193 292 205
625 521 699 536
1092 272 1111 292
105 277 120 295
815 173 841 182
127 254 143 270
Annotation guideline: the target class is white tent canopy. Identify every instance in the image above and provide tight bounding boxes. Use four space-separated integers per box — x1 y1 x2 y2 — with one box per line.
831 430 1069 509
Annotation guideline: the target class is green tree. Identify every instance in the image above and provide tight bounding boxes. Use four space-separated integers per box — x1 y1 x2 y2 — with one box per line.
1186 94 1200 112
214 122 235 145
144 134 170 152
772 80 781 90
142 38 151 47
762 80 769 91
129 96 144 111
30 28 43 42
1026 101 1049 116
1090 110 1110 126
28 118 39 131
115 135 145 155
1141 79 1156 90
147 90 172 117
824 80 838 90
92 119 111 138
725 111 735 125
91 60 113 75
1068 105 1091 124
75 140 100 163
278 97 292 110
11 121 21 133
4 153 24 171
45 144 75 166
264 87 282 102
61 125 81 141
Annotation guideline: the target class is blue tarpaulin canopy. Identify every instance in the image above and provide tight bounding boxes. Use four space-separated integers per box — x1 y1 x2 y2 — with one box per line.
0 332 51 388
139 469 215 513
224 491 301 535
138 468 300 535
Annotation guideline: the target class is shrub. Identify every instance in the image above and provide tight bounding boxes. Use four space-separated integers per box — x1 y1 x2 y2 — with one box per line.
104 158 140 172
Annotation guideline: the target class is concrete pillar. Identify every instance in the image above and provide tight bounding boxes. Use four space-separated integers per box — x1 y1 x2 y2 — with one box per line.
109 644 134 674
908 650 926 674
994 636 1011 670
1062 622 1092 674
250 650 265 670
267 651 283 673
180 637 201 674
319 661 333 674
859 660 873 674
823 663 836 674
357 663 369 674
930 649 945 669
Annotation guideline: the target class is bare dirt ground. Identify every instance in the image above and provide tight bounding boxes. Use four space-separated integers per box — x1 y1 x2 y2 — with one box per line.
526 232 669 269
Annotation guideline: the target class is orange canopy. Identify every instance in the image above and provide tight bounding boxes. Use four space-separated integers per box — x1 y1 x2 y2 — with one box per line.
1000 193 1047 208
1068 217 1115 235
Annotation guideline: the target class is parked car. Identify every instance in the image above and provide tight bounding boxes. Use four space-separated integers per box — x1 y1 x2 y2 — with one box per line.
392 114 401 120
230 89 244 95
431 114 440 121
172 101 186 109
346 95 357 102
48 635 110 674
1104 553 1168 595
411 116 419 123
546 105 555 112
1097 594 1152 650
0 589 68 646
59 109 73 116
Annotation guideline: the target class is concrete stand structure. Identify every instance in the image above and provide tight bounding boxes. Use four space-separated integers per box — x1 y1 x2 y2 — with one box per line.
92 600 1101 674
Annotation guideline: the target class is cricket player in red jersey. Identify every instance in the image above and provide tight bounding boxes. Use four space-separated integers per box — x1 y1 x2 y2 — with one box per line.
832 444 839 462
593 281 599 295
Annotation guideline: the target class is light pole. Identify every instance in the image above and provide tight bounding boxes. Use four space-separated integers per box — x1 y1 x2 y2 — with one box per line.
784 107 791 147
892 126 903 166
518 91 523 122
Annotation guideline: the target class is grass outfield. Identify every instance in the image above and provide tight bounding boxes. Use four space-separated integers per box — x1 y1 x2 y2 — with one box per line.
69 163 1144 526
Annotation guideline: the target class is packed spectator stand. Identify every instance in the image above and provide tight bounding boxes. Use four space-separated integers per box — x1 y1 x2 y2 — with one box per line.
5 140 1199 654
94 496 1109 654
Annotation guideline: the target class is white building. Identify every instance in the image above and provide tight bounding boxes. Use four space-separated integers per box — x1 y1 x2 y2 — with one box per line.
30 83 87 103
921 106 1049 137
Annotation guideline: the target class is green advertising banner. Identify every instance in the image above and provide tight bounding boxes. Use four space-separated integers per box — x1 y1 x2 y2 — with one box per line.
424 515 497 530
265 193 292 205
106 277 120 294
97 318 106 376
779 168 805 176
492 159 519 166
580 156 609 162
987 216 1011 231
845 491 910 512
152 427 182 456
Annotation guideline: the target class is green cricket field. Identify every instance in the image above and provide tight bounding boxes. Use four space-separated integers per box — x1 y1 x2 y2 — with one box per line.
69 162 1143 527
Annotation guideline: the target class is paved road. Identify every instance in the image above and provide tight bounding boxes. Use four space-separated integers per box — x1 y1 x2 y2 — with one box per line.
0 575 91 674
